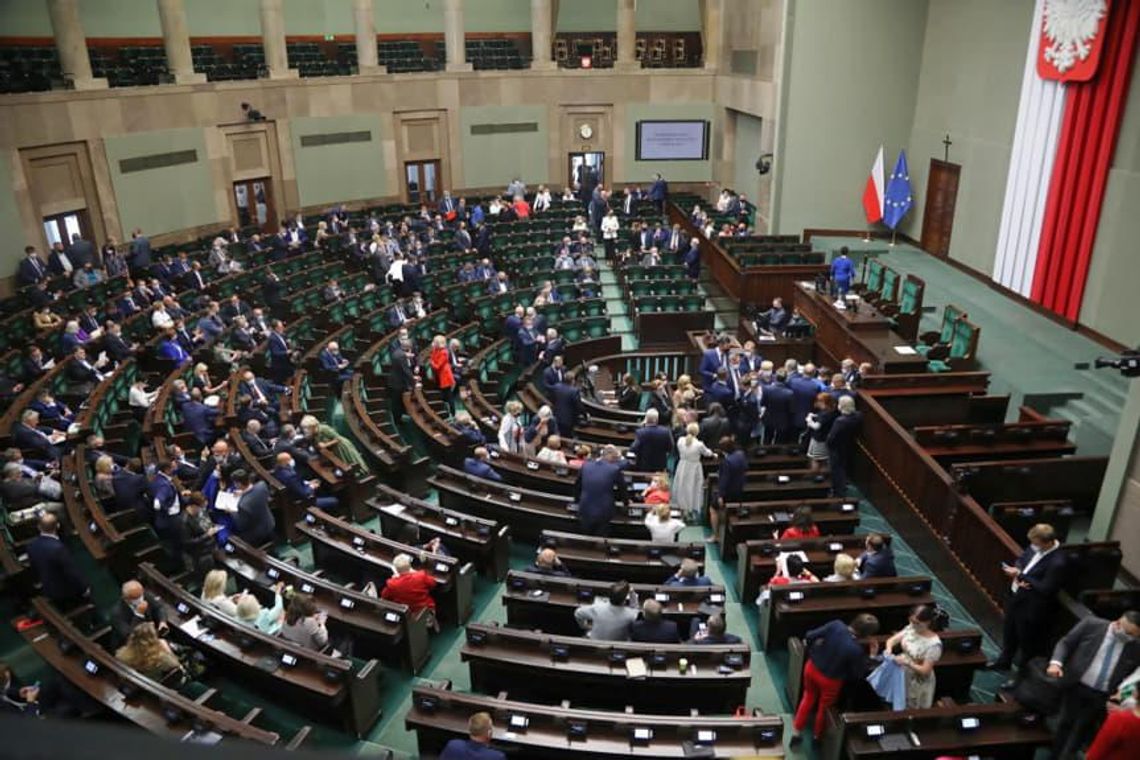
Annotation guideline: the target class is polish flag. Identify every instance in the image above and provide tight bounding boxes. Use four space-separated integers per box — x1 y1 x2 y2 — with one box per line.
862 145 885 223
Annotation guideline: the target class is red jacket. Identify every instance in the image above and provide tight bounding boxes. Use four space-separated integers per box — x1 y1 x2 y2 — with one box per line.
644 486 671 505
780 525 821 540
381 569 437 612
430 346 455 390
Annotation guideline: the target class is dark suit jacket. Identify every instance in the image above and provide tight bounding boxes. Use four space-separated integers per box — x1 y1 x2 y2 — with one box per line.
631 618 681 644
241 430 273 459
826 412 862 459
180 401 218 445
273 465 314 500
858 548 897 579
388 348 416 393
12 422 62 461
462 458 502 482
1007 545 1067 618
762 382 795 434
574 459 629 525
109 592 166 647
550 383 583 434
112 469 149 516
233 481 275 546
717 450 747 501
1050 616 1140 692
18 256 47 286
631 424 673 472
27 535 88 602
788 375 820 429
698 348 726 388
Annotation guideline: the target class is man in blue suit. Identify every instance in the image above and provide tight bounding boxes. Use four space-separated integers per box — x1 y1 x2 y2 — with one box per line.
267 320 295 383
272 452 339 510
698 335 732 388
502 306 524 343
856 533 896 579
13 410 65 461
631 599 681 643
630 409 673 471
17 246 47 287
683 238 701 280
438 712 506 760
550 378 584 439
148 460 184 557
830 247 855 297
648 173 668 215
788 364 822 437
157 329 191 364
990 523 1068 675
761 370 795 444
240 369 287 412
26 514 89 607
542 355 567 391
179 389 219 446
462 447 501 482
128 228 152 275
573 446 629 536
112 459 150 522
231 470 276 547
705 368 736 411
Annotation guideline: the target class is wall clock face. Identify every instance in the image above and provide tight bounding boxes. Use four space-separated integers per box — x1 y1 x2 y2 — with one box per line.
578 123 594 140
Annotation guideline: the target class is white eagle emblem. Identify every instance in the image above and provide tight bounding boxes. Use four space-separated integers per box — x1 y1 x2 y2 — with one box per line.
1042 0 1108 73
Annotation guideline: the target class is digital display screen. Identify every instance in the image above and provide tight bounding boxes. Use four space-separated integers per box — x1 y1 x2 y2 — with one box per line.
866 724 885 737
300 583 315 594
281 653 297 667
788 591 805 601
509 715 529 729
176 602 191 615
961 717 980 730
340 598 355 609
266 567 280 579
697 730 716 743
384 612 400 623
84 660 99 675
635 121 710 161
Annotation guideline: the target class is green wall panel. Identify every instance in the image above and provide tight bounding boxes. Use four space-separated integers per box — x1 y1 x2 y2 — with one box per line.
0 153 26 278
557 0 699 32
103 128 218 236
291 114 387 208
733 111 764 207
460 104 549 189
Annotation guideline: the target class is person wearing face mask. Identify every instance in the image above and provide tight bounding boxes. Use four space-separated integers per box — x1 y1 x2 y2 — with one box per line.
881 604 949 709
272 452 339 511
1047 610 1140 759
109 579 169 648
988 523 1067 680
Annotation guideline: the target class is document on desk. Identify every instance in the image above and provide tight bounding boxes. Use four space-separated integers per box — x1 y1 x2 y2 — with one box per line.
893 345 918 355
377 503 405 515
625 657 648 679
214 490 240 514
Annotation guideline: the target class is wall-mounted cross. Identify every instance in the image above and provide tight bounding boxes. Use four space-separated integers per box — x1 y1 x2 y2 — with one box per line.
943 133 953 162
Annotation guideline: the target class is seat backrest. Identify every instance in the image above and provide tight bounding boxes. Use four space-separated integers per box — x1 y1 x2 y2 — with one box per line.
865 258 884 291
898 278 920 314
939 304 965 343
949 318 978 359
879 267 899 302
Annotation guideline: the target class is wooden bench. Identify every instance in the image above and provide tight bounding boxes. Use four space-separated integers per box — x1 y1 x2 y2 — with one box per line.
297 507 475 627
501 570 727 637
460 621 751 714
951 455 1109 513
538 529 705 585
406 683 785 758
719 497 862 558
736 533 876 602
759 576 934 651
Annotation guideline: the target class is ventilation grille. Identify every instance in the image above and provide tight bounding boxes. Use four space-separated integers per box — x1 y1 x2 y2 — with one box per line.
299 131 372 148
470 123 539 136
118 149 198 174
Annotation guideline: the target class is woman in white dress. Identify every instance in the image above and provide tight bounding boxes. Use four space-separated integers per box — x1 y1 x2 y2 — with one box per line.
674 422 714 521
884 604 947 709
644 502 685 543
497 400 524 454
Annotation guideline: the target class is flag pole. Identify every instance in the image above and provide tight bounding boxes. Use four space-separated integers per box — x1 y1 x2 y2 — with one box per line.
889 229 897 247
863 223 872 243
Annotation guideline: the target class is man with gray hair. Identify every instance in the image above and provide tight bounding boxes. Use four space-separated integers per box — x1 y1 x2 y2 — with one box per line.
827 395 861 498
631 598 681 643
381 552 439 630
630 407 672 471
1 462 63 522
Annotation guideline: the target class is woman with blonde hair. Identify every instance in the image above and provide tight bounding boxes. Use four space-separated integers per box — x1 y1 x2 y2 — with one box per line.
568 443 592 468
671 375 699 409
644 502 685 543
536 434 568 465
498 400 524 454
315 220 330 247
643 472 671 505
93 454 116 500
236 581 286 635
115 622 183 682
674 422 714 521
192 362 226 396
299 414 366 471
824 553 859 582
201 569 240 616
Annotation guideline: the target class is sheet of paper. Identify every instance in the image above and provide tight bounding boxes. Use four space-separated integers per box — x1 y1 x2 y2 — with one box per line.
214 490 240 514
893 345 918 355
625 657 648 679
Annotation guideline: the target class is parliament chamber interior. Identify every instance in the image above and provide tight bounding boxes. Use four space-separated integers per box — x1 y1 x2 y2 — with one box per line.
0 1 1139 758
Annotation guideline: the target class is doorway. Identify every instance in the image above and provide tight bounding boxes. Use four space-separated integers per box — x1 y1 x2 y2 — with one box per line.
920 159 960 258
405 160 441 205
42 209 92 249
569 152 605 197
233 178 275 232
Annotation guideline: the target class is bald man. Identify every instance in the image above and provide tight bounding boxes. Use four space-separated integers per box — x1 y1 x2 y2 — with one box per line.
109 578 167 647
525 548 571 577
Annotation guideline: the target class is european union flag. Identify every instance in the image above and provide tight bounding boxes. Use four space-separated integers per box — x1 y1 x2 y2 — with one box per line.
883 150 914 230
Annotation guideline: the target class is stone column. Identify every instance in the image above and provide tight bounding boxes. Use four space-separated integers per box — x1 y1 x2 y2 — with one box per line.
353 0 385 74
46 0 107 90
702 0 723 70
443 0 472 72
616 0 637 70
158 0 206 84
530 0 556 70
259 0 297 79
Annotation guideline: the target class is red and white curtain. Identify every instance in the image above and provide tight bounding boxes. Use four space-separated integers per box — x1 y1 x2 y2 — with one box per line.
992 0 1139 321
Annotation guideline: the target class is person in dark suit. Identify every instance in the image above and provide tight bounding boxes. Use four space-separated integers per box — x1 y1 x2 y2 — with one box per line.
438 711 506 760
631 599 680 643
525 548 571 577
698 336 731 388
989 523 1068 676
762 371 795 444
266 320 295 383
682 238 701 280
241 419 273 459
856 533 896 579
231 470 276 547
127 228 152 275
826 395 861 496
179 390 219 446
109 579 168 648
648 173 668 215
630 409 673 471
788 365 822 438
318 341 354 391
148 460 183 558
20 346 49 384
550 379 584 440
1046 610 1140 759
17 246 47 287
66 233 96 269
261 269 283 311
103 323 135 365
463 447 501 482
711 436 746 543
502 306 524 343
26 514 89 608
762 297 790 335
705 368 736 411
157 329 191 364
13 410 65 461
573 445 629 536
542 355 567 391
273 453 339 511
112 459 150 522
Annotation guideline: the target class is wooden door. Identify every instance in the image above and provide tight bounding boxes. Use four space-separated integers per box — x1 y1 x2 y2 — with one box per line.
920 159 960 258
233 178 276 233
